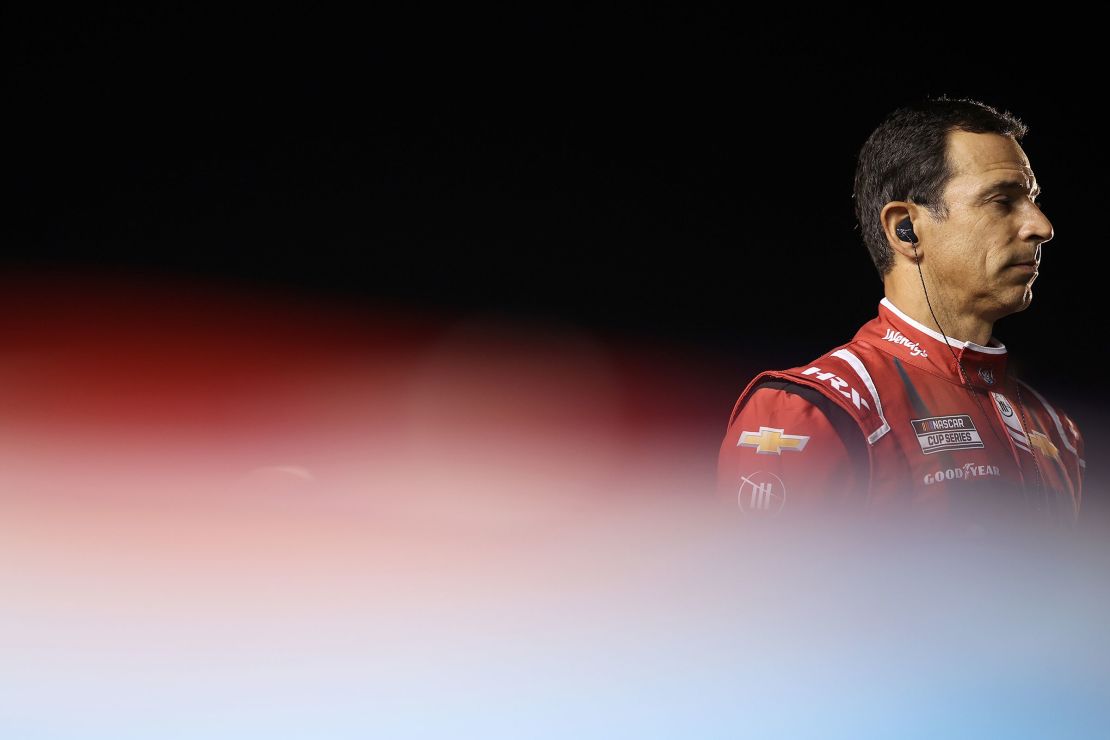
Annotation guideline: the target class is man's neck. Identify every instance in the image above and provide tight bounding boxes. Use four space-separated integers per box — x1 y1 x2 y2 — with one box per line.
883 285 995 347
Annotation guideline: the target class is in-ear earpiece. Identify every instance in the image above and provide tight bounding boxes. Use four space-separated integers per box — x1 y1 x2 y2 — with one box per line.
896 216 918 244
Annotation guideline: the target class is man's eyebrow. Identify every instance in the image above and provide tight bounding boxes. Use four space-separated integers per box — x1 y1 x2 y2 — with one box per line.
976 179 1041 198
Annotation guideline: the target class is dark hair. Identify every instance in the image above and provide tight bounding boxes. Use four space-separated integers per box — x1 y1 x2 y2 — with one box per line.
852 94 1029 278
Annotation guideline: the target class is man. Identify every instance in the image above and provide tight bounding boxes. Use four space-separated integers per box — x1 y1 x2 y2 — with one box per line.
717 95 1084 533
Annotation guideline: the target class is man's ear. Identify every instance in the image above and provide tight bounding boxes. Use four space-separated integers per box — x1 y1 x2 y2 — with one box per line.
881 201 920 262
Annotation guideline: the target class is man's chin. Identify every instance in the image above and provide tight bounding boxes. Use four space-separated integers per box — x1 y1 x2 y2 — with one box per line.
1011 288 1034 314
989 289 1033 320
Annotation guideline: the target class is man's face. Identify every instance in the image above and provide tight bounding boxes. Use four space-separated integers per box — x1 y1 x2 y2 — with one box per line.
922 130 1054 322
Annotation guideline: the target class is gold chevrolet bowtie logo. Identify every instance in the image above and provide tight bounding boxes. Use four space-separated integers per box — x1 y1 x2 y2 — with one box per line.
738 426 811 455
1029 431 1060 461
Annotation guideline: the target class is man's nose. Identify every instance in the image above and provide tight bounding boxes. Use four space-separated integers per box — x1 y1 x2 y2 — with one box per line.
1024 202 1054 246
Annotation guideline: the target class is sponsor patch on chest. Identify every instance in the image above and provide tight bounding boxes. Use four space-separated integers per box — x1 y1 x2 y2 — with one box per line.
909 414 985 454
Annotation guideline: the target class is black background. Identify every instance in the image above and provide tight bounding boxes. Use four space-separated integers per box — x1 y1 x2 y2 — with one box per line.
7 8 1106 427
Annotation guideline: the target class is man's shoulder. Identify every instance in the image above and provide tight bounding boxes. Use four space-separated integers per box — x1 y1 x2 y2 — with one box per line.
1013 378 1086 456
729 338 892 443
1013 377 1075 416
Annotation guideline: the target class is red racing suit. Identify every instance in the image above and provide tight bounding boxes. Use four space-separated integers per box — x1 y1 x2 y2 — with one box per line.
717 297 1085 532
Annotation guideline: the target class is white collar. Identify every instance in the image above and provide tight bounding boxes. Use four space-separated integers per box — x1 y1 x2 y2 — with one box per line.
880 297 1007 355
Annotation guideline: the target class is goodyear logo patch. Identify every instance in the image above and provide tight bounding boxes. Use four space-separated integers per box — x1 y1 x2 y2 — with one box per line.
910 414 984 455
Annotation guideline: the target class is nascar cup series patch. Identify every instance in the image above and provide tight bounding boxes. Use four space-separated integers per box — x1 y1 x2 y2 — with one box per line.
909 414 985 455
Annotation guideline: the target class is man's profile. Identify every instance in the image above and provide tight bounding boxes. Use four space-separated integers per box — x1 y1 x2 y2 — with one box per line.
717 95 1084 532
